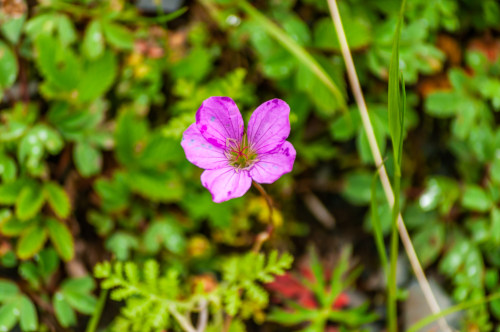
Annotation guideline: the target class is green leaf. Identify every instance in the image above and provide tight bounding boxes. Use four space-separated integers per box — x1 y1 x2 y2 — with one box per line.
238 0 345 110
15 182 45 221
413 223 445 267
0 155 17 182
115 110 148 167
0 41 18 90
102 21 134 50
74 141 102 177
82 20 104 60
77 50 117 102
34 34 81 91
46 218 74 262
0 216 35 237
105 232 139 261
313 13 371 51
127 169 183 202
53 293 76 328
492 208 500 245
0 281 19 301
19 295 38 331
425 91 459 117
0 179 25 204
56 14 77 46
94 172 130 213
387 0 406 174
44 182 71 219
61 276 95 294
143 219 186 255
63 291 96 314
17 225 48 260
1 15 26 44
462 185 492 212
0 301 19 331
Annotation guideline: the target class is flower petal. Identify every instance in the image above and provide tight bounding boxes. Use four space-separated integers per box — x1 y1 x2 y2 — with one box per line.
250 141 296 184
201 167 252 203
196 96 244 149
247 99 290 154
181 123 229 170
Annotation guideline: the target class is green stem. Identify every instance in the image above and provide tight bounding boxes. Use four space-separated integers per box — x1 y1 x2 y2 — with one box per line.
85 289 108 332
388 173 400 332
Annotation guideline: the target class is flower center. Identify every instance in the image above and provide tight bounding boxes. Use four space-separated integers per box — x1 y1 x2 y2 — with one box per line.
225 135 258 171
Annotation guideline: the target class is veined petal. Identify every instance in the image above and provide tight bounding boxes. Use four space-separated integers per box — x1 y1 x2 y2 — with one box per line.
201 167 252 203
250 141 296 184
181 123 228 170
196 96 244 149
247 99 290 154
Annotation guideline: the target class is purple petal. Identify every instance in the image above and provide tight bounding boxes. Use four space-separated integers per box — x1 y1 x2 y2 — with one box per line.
250 141 296 184
181 123 229 170
247 99 290 154
201 167 252 203
196 96 244 149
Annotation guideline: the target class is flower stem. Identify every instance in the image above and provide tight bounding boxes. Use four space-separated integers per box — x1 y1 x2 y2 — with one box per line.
252 182 275 252
388 173 400 331
85 289 108 332
326 1 451 331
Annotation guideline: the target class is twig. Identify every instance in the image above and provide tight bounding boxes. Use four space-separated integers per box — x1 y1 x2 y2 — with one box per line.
170 306 197 332
326 1 452 331
302 191 336 228
196 299 208 332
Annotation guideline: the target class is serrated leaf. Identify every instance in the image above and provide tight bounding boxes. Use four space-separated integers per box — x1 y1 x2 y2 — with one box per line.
53 293 76 328
77 50 117 102
46 218 74 262
82 20 104 60
15 182 45 221
34 34 81 91
16 225 47 260
19 295 38 331
74 141 101 177
43 182 71 218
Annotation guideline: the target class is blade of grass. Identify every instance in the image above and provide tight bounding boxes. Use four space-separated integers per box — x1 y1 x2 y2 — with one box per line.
387 2 406 329
200 0 346 112
237 0 346 110
407 291 500 332
326 1 452 331
370 171 389 276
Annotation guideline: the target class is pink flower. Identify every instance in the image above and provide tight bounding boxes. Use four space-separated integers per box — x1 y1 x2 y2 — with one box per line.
181 97 296 203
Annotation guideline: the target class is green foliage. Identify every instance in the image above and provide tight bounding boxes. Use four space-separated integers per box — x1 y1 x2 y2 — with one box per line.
95 250 292 331
222 250 293 317
267 248 377 331
0 280 38 331
0 0 499 330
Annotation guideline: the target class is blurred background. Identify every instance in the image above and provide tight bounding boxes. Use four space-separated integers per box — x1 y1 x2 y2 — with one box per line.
1 0 500 331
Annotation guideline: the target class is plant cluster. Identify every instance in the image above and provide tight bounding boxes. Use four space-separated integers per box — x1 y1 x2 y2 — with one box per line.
0 0 500 331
